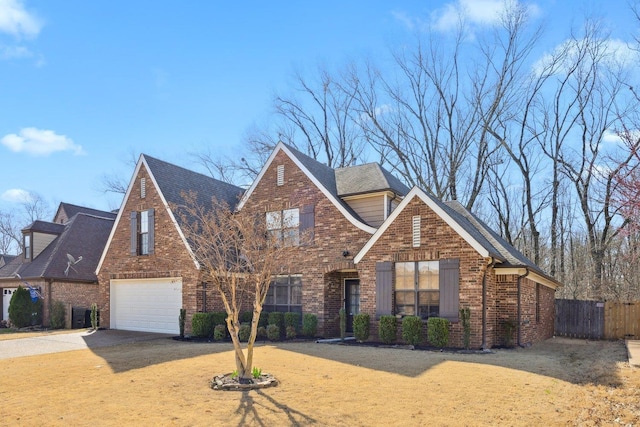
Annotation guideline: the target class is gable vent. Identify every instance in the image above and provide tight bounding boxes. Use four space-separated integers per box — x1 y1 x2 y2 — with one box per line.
141 178 146 198
277 165 284 186
412 215 421 248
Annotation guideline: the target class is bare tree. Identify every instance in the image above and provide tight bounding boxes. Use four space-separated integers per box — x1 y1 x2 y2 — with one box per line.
177 194 298 381
0 192 52 255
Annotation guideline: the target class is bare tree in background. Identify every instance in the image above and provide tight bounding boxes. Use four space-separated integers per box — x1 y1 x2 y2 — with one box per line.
177 193 299 382
0 192 52 255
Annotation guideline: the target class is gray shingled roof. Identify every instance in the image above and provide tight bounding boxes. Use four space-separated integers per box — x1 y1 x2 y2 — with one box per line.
143 154 244 214
22 220 65 235
443 200 547 276
55 202 117 223
0 213 115 282
335 163 410 197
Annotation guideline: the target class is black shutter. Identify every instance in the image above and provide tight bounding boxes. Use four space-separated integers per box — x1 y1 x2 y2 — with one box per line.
147 208 155 255
376 261 393 317
439 258 460 321
299 204 315 245
130 211 138 256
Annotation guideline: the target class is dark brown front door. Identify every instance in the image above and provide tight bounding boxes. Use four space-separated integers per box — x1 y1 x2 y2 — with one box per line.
345 279 360 333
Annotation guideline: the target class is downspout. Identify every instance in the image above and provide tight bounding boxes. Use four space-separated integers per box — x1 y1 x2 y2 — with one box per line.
517 268 530 348
482 257 495 350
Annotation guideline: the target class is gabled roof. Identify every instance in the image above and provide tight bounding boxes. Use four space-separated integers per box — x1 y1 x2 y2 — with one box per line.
354 187 560 287
335 163 410 197
54 202 117 224
237 142 378 234
0 213 114 282
96 154 244 273
0 254 16 268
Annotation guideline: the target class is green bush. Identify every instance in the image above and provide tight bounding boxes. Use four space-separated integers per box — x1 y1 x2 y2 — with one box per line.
379 315 397 344
460 307 471 349
238 323 251 342
257 326 267 339
213 324 227 341
353 313 370 342
191 313 214 338
90 303 99 330
240 311 253 323
267 312 284 339
266 324 280 341
302 313 318 337
258 311 269 328
9 286 42 328
178 308 186 338
427 317 450 348
49 301 66 330
211 312 227 328
401 316 422 346
286 325 297 339
284 312 301 332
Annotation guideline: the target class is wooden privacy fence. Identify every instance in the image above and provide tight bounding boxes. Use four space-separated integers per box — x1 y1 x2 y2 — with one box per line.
555 299 640 340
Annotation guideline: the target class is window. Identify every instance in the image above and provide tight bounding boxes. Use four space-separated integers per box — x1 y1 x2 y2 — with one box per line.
264 275 302 313
130 209 155 256
24 234 31 260
266 208 299 246
395 261 439 319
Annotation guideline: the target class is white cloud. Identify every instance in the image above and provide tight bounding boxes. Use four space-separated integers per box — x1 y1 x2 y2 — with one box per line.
603 129 623 144
0 0 42 39
1 127 85 156
431 0 540 33
0 43 31 59
1 188 32 203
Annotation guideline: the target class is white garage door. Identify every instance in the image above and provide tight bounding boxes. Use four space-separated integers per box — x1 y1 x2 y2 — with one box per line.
110 278 182 334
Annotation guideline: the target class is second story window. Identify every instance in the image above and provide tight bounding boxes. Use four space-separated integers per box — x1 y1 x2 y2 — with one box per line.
266 208 299 246
24 234 31 260
130 209 155 256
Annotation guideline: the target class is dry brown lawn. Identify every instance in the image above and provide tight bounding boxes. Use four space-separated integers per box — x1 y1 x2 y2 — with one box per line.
0 335 638 426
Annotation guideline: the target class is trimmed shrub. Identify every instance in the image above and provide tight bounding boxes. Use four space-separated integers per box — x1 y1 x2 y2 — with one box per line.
379 315 397 344
8 286 42 328
238 323 251 342
178 308 186 338
266 324 280 341
302 313 318 337
257 326 267 339
191 313 214 338
427 317 450 348
213 324 227 341
284 312 301 332
258 311 269 328
240 311 253 324
353 313 370 342
401 316 422 346
286 325 297 339
460 307 471 349
211 312 227 328
267 312 285 339
49 301 66 330
90 303 99 330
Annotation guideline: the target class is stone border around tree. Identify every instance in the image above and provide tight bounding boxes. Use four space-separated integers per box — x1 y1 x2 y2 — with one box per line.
210 373 278 391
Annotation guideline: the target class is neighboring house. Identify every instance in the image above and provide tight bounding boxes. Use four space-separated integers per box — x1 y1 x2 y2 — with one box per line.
0 205 116 327
95 154 244 334
98 143 559 348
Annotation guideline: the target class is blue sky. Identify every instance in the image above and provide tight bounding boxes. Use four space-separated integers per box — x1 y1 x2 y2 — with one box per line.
0 0 636 214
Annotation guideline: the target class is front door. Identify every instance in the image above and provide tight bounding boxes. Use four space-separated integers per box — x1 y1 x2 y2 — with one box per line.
344 279 360 333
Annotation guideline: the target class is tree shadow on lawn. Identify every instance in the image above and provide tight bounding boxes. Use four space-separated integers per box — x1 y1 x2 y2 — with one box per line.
270 337 629 387
82 330 235 373
236 389 318 426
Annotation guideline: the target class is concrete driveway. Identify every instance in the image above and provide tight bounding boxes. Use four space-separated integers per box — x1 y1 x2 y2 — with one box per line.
0 329 173 360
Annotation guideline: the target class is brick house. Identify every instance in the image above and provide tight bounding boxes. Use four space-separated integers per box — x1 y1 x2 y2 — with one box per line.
95 154 244 334
0 203 116 327
97 143 559 347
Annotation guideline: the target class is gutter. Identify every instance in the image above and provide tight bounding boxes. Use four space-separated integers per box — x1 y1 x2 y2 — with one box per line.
517 267 530 348
482 257 495 350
